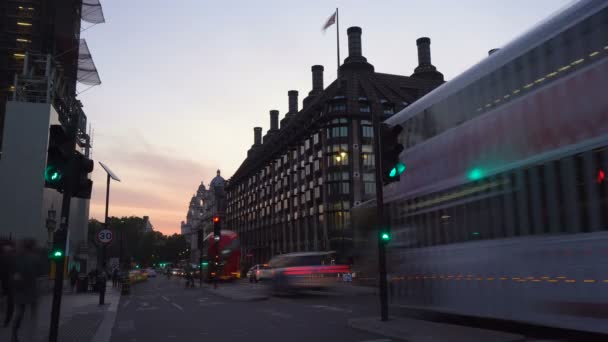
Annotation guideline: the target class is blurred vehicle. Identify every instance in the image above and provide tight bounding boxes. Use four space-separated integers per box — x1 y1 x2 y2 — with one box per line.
144 268 157 277
352 0 608 335
128 270 148 283
247 264 272 283
171 268 184 276
269 252 349 293
204 230 241 280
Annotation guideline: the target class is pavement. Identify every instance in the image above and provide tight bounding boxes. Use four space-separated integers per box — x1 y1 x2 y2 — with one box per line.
0 280 120 342
348 316 525 342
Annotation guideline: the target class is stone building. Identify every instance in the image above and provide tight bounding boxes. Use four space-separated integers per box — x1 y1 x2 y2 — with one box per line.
226 27 445 265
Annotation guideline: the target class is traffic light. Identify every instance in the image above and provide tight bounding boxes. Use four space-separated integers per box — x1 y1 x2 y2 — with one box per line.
50 228 67 260
380 123 405 184
45 125 72 191
380 228 391 243
213 215 221 241
72 151 94 199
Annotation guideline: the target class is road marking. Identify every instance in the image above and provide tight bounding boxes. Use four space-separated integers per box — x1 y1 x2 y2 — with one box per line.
172 302 184 311
161 296 170 302
310 305 352 313
141 302 149 307
122 299 131 308
260 309 292 319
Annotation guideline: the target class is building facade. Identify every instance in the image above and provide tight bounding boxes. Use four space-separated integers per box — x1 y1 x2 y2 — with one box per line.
226 27 445 266
181 170 226 264
0 0 103 272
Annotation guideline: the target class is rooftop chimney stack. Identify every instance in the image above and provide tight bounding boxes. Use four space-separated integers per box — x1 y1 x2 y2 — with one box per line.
416 37 431 66
412 37 443 81
254 127 262 146
270 110 279 130
347 26 363 57
488 48 500 56
311 65 324 94
288 90 299 114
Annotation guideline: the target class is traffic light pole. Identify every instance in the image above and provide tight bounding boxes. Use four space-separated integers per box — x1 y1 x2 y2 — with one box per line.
49 151 74 342
372 109 389 322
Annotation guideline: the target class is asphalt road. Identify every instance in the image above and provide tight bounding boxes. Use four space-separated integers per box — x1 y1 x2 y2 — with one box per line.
109 276 386 342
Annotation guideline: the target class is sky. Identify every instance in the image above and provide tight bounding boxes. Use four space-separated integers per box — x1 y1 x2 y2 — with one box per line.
80 0 572 235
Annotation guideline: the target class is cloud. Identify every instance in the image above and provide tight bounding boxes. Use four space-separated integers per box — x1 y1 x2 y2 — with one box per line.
90 145 217 235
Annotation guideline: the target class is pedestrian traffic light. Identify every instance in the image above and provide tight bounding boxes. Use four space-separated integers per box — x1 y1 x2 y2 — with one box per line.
213 215 221 241
50 228 67 260
45 125 72 191
380 123 405 184
72 151 94 199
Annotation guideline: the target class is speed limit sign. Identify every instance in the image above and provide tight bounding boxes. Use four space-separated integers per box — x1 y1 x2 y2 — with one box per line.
97 229 114 244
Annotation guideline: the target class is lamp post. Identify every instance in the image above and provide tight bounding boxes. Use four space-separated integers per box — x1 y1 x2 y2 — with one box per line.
98 162 121 305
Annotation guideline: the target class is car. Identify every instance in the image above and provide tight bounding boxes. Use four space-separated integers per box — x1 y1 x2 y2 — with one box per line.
171 268 184 276
145 268 157 277
268 252 350 293
247 264 272 283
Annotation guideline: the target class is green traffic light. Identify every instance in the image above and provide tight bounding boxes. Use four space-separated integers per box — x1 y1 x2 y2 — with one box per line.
44 166 62 183
468 168 483 181
381 232 390 241
389 162 406 178
53 250 63 258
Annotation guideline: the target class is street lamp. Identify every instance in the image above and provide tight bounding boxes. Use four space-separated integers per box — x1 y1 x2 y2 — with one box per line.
98 162 121 267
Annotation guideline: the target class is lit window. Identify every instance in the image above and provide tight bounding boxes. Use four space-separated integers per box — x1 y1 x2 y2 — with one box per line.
17 22 32 26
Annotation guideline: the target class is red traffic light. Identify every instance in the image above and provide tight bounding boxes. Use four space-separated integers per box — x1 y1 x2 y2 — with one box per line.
213 216 220 223
598 169 606 184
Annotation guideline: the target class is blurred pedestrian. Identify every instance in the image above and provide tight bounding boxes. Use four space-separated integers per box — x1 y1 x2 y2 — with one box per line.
69 265 78 293
1 241 16 327
11 239 42 342
111 267 118 288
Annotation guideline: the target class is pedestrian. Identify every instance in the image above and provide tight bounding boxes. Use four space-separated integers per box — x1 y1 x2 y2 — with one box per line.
112 267 119 288
69 265 78 293
1 241 16 327
11 239 42 342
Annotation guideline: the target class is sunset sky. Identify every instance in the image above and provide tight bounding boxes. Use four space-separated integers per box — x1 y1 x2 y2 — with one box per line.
80 0 571 235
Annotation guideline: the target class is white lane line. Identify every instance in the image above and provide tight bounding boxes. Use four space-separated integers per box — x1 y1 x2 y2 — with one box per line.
171 302 184 311
122 299 131 308
161 296 170 302
260 309 291 319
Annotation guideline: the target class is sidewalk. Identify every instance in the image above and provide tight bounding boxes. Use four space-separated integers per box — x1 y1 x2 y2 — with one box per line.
0 281 120 342
348 316 526 342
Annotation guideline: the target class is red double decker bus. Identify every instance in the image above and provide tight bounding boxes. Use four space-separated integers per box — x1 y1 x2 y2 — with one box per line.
204 230 241 280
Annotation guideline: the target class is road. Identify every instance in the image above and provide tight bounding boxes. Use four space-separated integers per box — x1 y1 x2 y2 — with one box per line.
109 276 385 342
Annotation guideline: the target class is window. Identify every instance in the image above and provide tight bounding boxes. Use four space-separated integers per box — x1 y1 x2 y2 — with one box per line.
360 104 371 113
363 173 376 194
313 133 320 145
327 126 348 138
329 103 346 112
384 105 394 115
362 125 373 138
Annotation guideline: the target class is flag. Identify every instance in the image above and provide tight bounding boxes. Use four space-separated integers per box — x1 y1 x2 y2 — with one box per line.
322 11 336 32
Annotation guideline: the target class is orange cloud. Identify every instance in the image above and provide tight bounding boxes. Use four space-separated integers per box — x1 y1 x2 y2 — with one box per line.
89 145 217 235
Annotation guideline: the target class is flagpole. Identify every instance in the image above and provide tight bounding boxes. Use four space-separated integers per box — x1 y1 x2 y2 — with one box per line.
336 8 340 81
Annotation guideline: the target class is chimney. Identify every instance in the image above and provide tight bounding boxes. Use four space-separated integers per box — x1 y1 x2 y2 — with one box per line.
488 48 500 56
412 37 443 81
311 65 324 93
269 110 279 130
288 90 298 114
253 127 262 146
347 26 363 57
341 27 372 71
416 37 431 66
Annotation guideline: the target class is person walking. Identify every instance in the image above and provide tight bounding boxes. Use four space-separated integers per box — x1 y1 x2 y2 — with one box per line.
112 267 119 288
11 239 42 342
1 241 16 327
69 266 78 293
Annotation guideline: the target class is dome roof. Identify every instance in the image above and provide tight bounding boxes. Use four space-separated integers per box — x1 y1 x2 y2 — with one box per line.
210 169 225 188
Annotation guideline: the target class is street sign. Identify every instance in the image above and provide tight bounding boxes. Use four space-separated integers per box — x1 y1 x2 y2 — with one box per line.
97 228 114 244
